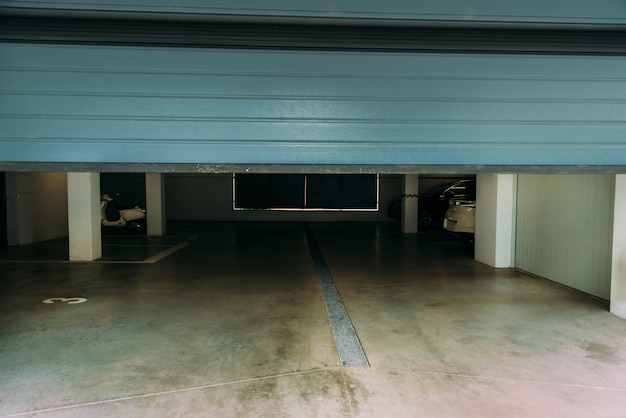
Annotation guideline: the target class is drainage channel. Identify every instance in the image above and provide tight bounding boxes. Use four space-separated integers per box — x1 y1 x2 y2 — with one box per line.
304 224 369 368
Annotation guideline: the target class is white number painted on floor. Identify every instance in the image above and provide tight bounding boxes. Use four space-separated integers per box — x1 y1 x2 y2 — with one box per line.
42 297 88 305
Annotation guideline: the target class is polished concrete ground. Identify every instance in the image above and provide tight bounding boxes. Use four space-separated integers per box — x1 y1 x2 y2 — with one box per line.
1 222 625 417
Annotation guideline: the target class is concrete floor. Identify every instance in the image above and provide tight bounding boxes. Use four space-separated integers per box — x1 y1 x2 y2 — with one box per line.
1 222 625 417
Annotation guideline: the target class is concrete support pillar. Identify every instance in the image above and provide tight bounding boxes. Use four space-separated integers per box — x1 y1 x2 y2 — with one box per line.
475 174 516 268
610 174 626 319
401 174 419 234
145 173 166 236
5 172 34 246
67 172 101 261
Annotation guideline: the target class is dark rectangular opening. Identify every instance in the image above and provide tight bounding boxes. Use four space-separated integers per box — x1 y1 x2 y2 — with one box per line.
234 174 378 211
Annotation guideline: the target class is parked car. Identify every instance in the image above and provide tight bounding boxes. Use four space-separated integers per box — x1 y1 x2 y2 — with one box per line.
387 178 476 229
443 200 475 245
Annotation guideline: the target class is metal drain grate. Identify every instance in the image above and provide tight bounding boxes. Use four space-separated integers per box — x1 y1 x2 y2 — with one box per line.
304 224 369 368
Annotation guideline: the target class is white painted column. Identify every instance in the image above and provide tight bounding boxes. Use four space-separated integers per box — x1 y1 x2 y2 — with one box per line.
145 173 166 236
474 174 516 268
67 172 101 261
5 173 34 246
401 174 419 234
610 174 626 319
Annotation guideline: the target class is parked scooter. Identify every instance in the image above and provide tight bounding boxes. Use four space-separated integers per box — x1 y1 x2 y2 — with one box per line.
100 193 146 233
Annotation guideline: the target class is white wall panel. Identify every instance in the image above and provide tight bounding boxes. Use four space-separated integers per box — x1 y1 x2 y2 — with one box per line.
515 175 614 299
611 175 626 317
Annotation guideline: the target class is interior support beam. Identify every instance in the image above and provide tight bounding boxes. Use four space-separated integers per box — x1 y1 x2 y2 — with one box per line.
401 174 419 234
67 172 101 261
2 162 625 175
611 174 626 319
474 174 516 268
145 173 166 236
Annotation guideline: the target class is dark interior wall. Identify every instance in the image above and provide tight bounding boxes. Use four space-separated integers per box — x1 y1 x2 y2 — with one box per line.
31 172 68 241
101 173 473 222
419 175 474 193
100 173 146 209
164 173 399 222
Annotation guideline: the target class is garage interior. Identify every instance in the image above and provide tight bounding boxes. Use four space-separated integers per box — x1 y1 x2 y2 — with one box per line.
2 1 626 416
1 172 625 416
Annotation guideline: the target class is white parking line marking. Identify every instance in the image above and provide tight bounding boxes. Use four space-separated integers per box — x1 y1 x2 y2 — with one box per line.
142 242 190 263
43 297 88 304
